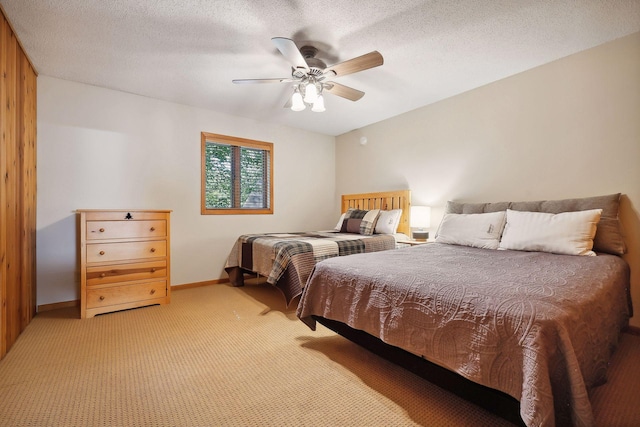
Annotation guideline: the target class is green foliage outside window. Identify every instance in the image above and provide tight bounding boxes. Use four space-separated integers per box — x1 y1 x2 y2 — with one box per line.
201 133 273 215
204 143 233 208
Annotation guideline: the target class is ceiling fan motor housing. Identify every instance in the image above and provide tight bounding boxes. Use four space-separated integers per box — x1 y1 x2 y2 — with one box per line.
293 45 327 77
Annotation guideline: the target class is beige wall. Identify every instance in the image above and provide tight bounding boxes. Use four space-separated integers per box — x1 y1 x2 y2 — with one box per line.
36 33 640 326
336 32 640 327
37 76 336 307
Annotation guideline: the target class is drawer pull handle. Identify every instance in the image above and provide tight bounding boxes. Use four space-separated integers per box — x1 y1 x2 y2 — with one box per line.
151 268 156 273
150 227 156 232
99 296 105 301
150 289 156 295
100 273 106 278
99 228 105 232
150 248 156 253
99 251 105 255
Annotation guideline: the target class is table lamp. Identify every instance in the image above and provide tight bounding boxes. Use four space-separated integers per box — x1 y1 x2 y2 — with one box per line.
410 206 431 241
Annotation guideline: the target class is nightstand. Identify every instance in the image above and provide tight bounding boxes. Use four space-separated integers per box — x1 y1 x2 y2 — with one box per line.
399 240 430 247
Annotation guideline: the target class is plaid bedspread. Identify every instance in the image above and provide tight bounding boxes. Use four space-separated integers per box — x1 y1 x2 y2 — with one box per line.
225 231 397 304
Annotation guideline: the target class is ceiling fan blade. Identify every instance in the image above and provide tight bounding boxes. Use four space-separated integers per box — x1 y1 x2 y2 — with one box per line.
324 51 383 78
232 78 293 84
272 37 310 73
324 82 365 101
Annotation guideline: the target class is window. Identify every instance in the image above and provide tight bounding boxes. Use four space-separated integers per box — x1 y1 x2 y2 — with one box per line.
201 132 273 215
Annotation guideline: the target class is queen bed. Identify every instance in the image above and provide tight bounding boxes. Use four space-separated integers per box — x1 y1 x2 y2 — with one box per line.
297 193 631 427
225 190 411 304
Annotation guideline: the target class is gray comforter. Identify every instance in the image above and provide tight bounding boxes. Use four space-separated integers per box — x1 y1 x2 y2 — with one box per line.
297 243 631 427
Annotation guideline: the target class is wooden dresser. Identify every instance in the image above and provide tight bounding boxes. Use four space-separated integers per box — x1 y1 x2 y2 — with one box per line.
77 209 171 319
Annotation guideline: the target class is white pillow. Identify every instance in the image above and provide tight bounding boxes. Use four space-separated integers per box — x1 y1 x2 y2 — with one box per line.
498 209 602 256
334 213 346 231
435 211 507 249
375 209 403 234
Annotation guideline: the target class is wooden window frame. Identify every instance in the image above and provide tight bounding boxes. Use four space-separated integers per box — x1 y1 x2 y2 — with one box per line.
201 132 274 215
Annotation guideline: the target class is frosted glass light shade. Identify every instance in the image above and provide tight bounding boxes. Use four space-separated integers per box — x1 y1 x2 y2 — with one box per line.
303 82 318 103
311 95 325 112
291 91 305 111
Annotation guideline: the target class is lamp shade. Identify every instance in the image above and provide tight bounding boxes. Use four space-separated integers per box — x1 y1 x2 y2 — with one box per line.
311 95 325 112
291 91 305 111
303 82 318 103
410 206 431 229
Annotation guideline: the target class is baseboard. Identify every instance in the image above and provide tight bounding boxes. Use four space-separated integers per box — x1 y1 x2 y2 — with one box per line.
171 278 230 290
36 279 232 312
37 300 79 313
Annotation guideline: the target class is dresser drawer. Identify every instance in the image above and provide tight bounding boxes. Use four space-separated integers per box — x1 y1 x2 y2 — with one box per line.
86 280 167 309
86 220 166 240
87 241 167 263
83 211 168 221
86 260 167 286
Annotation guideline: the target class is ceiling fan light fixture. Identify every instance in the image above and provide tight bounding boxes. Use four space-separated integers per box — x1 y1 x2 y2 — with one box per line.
311 95 325 112
233 37 384 115
291 90 306 111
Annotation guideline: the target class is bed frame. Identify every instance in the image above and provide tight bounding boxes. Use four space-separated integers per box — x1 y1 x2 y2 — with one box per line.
341 189 411 236
316 316 525 426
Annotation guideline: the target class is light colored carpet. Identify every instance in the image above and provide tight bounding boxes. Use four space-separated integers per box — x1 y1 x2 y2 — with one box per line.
0 283 637 427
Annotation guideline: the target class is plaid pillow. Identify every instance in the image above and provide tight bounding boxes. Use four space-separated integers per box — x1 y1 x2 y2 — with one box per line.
340 208 381 235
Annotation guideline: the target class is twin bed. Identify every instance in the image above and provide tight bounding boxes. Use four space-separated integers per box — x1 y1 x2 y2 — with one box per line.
225 190 411 304
227 191 631 427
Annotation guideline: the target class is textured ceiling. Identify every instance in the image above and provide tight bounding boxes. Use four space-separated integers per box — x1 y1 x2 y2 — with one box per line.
2 0 639 136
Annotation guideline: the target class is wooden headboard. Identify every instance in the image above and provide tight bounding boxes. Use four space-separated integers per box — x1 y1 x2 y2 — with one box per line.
341 190 411 236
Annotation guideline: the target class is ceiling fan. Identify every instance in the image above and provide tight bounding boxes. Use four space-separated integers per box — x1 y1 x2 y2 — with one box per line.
232 37 383 112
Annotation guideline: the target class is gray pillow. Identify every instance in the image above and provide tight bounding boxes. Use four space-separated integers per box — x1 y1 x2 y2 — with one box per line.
445 193 625 255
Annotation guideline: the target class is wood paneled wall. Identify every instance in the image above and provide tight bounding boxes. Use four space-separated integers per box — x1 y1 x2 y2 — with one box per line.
0 8 37 360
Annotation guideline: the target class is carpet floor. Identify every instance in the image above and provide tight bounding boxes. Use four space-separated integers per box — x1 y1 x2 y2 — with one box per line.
0 283 638 426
